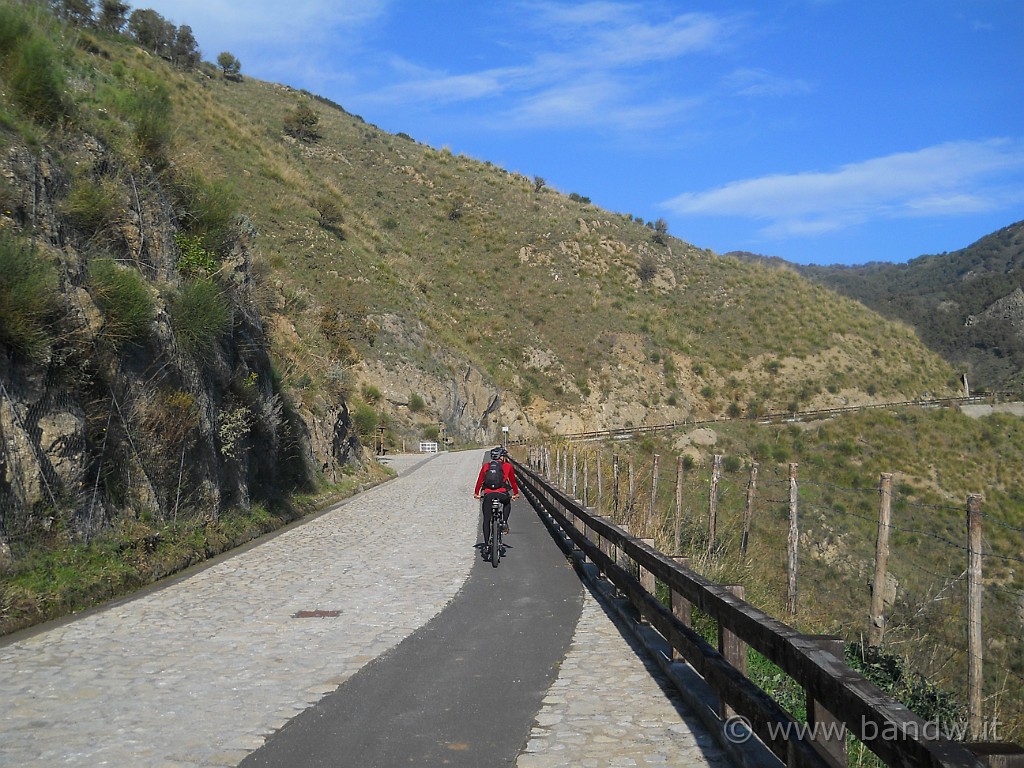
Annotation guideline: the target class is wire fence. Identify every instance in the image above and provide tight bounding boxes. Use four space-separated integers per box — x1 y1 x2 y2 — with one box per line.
529 439 1024 739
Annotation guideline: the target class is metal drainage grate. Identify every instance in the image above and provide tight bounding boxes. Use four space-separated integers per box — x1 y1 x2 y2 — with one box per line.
292 609 342 618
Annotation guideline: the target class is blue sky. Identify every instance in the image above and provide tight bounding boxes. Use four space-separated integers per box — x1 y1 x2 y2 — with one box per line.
141 1 1024 265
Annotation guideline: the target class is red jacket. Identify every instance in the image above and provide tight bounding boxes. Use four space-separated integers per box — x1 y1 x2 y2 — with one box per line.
475 459 519 496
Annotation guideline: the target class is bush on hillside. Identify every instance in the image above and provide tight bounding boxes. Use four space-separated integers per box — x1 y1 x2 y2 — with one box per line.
0 4 31 53
312 194 343 231
0 234 61 362
168 280 232 362
63 176 122 237
283 102 320 142
352 402 378 438
7 33 69 125
88 258 153 347
170 172 238 257
173 232 218 278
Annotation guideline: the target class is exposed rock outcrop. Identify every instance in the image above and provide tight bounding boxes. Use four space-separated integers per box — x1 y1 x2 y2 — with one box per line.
0 137 364 545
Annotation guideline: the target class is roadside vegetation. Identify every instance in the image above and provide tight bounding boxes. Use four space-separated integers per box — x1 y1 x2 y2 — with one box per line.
541 404 1024 740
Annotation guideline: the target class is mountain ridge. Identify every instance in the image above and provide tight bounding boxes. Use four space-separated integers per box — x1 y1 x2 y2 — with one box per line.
730 221 1024 395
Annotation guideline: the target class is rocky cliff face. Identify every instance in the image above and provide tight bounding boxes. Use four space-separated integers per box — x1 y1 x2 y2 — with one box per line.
0 136 364 559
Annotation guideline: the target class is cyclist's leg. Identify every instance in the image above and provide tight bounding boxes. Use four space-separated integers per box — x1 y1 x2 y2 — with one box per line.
501 492 511 532
481 496 490 544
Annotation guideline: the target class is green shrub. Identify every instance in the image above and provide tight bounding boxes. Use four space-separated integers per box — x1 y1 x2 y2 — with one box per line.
63 177 121 236
312 194 342 229
218 405 251 460
0 234 60 361
130 75 172 159
100 68 173 159
352 402 378 438
637 256 658 283
168 280 232 362
408 392 425 413
848 643 964 728
171 172 238 256
173 232 218 278
283 101 320 142
8 34 69 125
0 5 31 56
141 388 200 446
88 258 154 346
360 383 382 404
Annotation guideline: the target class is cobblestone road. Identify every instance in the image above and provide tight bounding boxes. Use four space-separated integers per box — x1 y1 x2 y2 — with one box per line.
0 451 738 768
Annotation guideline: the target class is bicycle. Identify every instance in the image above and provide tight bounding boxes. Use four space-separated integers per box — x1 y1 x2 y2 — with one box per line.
484 493 505 567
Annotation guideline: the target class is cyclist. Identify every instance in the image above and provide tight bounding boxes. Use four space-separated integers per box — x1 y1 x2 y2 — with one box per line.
474 446 520 548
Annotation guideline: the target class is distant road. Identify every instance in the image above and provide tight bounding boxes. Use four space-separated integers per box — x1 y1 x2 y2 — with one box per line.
241 495 584 768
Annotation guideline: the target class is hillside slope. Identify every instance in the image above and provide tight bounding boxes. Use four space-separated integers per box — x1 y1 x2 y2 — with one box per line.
170 71 959 444
0 3 964 629
794 221 1024 395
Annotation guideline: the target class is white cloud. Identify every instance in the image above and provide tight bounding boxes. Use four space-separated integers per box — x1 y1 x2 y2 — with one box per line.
145 0 388 46
725 68 814 98
524 4 732 67
367 66 519 106
662 138 1024 237
352 3 735 136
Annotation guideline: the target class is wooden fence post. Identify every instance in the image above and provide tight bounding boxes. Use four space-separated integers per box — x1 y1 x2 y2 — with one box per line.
597 453 603 515
583 451 589 507
618 524 633 581
613 454 620 519
598 517 613 572
639 537 656 624
741 461 758 558
674 455 684 555
805 635 847 768
571 446 578 499
670 556 692 660
869 472 894 647
627 457 636 522
967 493 984 741
719 584 747 719
787 463 799 616
649 453 660 536
707 454 722 557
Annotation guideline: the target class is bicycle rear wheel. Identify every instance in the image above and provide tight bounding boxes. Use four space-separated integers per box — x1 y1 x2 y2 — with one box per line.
490 511 501 567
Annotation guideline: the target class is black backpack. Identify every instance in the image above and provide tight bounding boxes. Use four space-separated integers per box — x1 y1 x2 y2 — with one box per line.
482 459 506 491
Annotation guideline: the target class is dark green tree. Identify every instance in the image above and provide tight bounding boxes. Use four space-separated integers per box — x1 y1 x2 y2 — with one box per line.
652 217 669 245
283 101 320 142
97 0 129 33
127 8 174 56
55 0 94 26
171 24 200 69
216 51 241 80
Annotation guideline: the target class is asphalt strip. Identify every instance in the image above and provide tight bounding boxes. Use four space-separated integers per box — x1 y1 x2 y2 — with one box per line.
240 496 585 768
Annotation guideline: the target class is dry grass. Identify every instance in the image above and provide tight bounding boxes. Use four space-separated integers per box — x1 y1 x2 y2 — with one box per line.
545 406 1024 737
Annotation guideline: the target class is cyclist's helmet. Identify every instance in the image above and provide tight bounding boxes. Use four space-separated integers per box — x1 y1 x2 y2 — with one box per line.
490 446 503 460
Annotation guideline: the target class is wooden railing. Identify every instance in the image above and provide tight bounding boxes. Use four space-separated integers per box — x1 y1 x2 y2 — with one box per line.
514 459 1020 768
